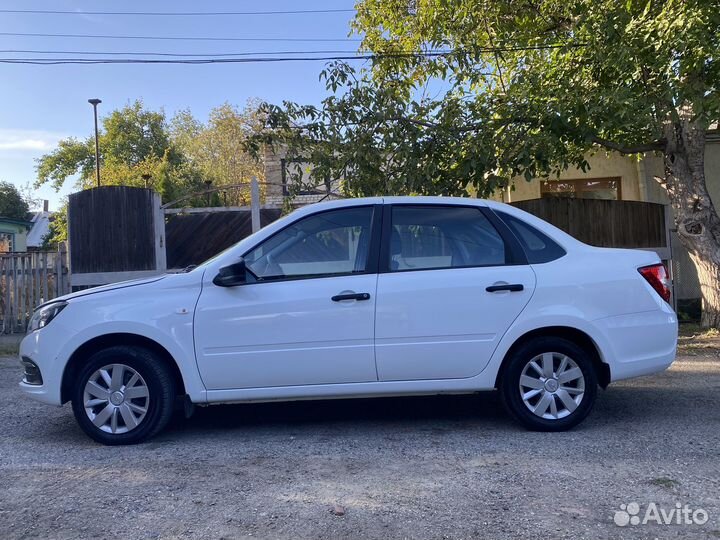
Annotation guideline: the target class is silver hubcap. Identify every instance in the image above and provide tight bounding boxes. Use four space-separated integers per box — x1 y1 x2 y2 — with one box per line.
519 352 585 420
83 364 149 434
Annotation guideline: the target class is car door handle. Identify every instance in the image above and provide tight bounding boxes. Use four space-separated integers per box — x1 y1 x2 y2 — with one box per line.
331 292 371 302
486 284 524 293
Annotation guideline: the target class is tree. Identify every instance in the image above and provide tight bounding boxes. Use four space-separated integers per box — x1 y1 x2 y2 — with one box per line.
172 101 266 206
35 100 205 203
18 181 43 212
0 181 30 220
41 199 67 250
260 0 720 327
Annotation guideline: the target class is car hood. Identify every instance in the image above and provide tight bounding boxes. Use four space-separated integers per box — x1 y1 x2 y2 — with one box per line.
42 275 168 307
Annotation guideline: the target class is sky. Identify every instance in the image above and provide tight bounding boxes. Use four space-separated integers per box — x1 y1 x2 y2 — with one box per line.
0 1 358 210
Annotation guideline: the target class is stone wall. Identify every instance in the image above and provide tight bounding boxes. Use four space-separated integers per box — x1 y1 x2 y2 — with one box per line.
263 145 343 207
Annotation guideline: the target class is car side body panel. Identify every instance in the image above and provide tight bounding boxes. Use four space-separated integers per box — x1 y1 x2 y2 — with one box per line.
19 272 207 405
374 265 537 380
194 273 380 390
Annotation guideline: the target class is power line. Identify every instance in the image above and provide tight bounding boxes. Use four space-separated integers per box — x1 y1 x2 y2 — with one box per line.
0 52 451 65
0 31 362 43
0 8 355 16
0 43 587 65
0 43 588 66
0 49 370 58
0 43 583 58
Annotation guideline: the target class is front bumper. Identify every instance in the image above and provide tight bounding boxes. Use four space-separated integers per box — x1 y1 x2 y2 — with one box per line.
20 356 43 385
18 322 75 406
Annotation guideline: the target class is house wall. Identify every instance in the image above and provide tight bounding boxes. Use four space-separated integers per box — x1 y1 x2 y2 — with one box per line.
504 138 719 206
264 146 344 206
704 139 720 207
637 139 720 206
0 223 29 252
503 152 644 203
264 146 285 206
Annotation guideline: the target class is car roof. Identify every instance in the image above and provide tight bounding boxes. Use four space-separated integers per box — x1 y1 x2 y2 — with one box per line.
295 196 488 214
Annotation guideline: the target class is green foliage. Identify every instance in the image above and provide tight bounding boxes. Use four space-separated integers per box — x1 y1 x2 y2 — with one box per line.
101 101 176 168
35 137 94 192
259 0 719 196
171 100 266 206
41 200 67 249
35 100 206 203
0 181 30 220
35 99 267 210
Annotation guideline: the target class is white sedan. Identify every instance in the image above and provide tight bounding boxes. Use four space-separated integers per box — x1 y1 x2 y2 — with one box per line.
19 197 678 444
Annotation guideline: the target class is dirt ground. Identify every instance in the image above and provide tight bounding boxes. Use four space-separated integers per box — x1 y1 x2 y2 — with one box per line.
0 328 719 540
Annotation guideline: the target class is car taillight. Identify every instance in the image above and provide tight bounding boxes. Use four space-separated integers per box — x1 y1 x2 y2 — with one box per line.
638 264 671 302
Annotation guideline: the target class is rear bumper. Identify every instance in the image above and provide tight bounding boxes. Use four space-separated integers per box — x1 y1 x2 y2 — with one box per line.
594 308 678 382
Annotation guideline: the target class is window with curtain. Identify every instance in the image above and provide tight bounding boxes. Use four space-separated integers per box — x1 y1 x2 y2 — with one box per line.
540 178 621 200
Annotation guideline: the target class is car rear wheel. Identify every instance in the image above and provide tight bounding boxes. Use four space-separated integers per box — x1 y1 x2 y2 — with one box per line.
499 337 598 431
71 346 175 445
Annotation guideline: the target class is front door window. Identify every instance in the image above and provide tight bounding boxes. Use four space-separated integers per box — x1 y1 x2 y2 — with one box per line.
244 206 373 280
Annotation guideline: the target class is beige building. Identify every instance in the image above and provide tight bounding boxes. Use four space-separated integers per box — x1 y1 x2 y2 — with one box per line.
498 131 720 207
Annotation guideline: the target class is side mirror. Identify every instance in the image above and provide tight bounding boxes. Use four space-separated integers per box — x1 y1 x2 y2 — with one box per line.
213 258 251 287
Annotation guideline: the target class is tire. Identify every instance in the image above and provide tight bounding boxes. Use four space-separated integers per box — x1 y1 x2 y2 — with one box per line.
71 346 176 445
499 337 598 431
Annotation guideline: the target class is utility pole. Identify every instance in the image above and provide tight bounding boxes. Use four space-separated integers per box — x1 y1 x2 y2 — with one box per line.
250 176 261 233
204 180 213 207
88 98 102 187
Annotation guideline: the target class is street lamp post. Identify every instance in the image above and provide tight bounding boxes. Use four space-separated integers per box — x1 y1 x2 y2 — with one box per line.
204 180 213 207
88 98 102 187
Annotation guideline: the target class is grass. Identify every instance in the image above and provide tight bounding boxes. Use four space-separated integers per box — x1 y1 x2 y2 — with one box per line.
0 345 19 357
649 477 680 489
679 322 720 339
677 323 720 353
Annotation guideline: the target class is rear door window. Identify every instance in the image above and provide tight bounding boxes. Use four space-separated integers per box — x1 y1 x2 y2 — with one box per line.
388 206 507 271
494 210 566 263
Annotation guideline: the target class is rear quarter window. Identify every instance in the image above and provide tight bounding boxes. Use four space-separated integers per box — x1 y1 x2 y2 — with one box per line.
494 210 566 264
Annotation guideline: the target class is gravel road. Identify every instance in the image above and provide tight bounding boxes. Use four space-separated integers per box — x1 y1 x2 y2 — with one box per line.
1 341 719 540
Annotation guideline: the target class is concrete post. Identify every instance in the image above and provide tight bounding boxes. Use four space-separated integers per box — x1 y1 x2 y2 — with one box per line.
251 176 261 233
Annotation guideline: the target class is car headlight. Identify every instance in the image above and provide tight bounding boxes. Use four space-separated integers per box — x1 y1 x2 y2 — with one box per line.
27 301 68 333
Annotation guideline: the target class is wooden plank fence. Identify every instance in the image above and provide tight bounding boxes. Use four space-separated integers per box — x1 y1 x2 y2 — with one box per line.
510 198 669 250
68 186 166 288
0 246 69 334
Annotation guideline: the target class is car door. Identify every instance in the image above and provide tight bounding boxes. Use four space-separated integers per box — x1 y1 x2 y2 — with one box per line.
194 205 381 390
375 204 536 381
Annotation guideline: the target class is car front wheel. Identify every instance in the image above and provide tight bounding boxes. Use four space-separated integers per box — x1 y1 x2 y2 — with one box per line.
499 337 598 431
71 346 175 445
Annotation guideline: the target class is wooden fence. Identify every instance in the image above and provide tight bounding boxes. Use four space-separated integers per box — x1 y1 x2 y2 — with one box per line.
0 248 70 334
510 198 670 251
68 186 166 287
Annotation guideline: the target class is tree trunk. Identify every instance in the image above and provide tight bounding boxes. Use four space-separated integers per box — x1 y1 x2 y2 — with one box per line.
691 254 720 328
663 119 720 328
